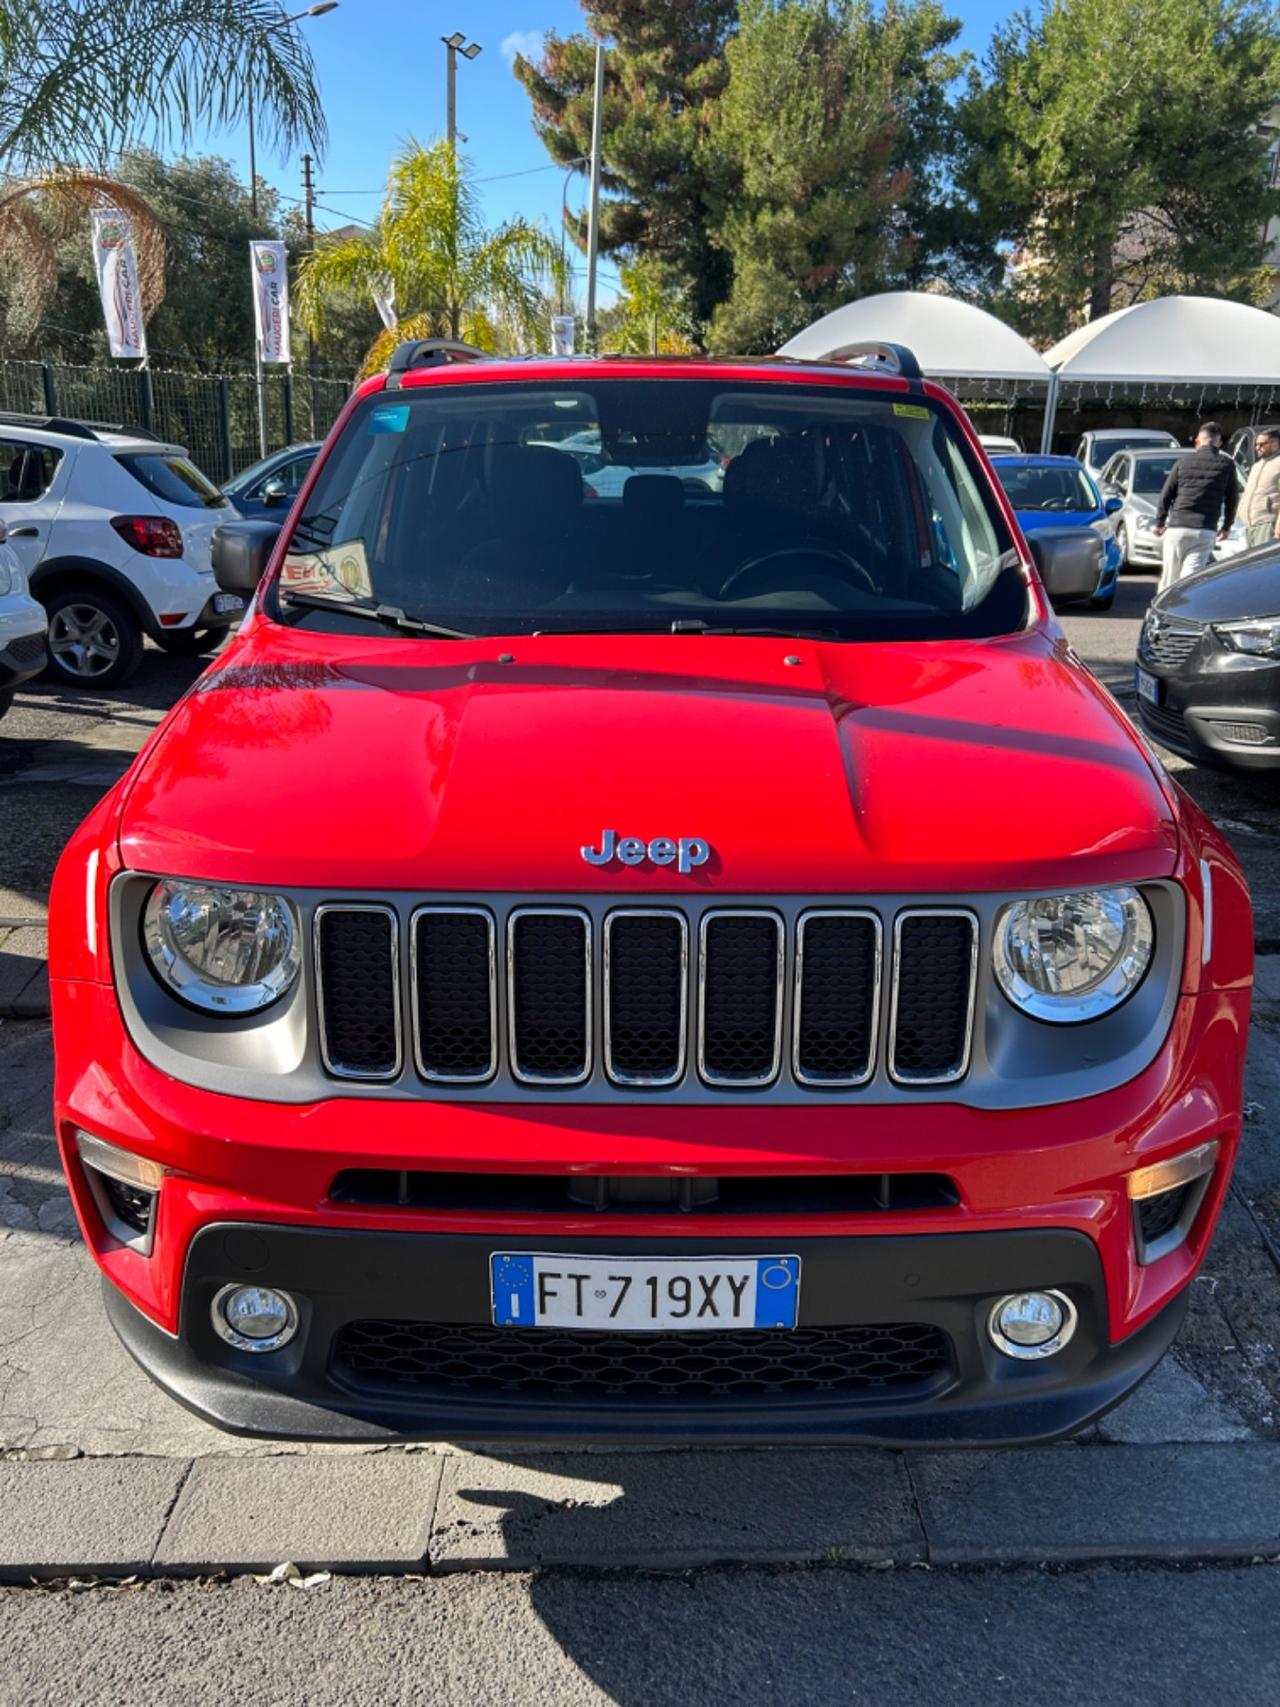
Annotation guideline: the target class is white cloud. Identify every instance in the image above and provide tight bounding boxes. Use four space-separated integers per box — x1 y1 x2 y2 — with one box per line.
500 30 543 67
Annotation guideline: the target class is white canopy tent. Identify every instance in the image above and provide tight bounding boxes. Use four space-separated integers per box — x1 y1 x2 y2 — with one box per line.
1042 295 1280 448
779 291 1053 388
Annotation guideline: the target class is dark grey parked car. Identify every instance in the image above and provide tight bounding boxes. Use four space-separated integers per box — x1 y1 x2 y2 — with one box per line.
223 442 320 519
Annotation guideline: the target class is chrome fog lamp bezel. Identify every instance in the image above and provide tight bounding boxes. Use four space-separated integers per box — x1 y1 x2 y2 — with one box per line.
993 886 1154 1024
212 1283 300 1354
143 879 301 1015
987 1289 1078 1360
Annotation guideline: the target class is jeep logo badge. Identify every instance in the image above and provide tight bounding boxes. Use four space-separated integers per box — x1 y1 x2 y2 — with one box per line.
581 829 711 875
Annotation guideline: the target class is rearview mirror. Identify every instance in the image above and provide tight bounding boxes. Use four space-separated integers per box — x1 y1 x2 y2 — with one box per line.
262 478 290 507
212 520 282 594
1103 494 1123 515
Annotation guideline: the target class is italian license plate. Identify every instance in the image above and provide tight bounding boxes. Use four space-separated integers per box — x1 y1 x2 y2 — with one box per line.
490 1252 801 1332
1136 667 1159 705
212 592 245 614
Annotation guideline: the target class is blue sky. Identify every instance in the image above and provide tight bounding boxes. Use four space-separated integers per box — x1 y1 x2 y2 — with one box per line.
191 1 1010 303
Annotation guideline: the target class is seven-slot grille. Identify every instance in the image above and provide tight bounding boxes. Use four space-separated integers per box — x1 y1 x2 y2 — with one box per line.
1139 614 1203 670
315 902 979 1092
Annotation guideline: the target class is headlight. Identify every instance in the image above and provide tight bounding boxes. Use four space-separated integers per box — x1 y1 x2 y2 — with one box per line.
1133 514 1156 534
143 880 300 1013
1213 618 1280 657
993 887 1154 1023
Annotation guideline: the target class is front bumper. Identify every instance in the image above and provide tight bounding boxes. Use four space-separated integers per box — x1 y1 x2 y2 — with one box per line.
0 626 47 691
104 1223 1188 1447
53 972 1248 1446
1137 644 1280 769
1126 528 1162 566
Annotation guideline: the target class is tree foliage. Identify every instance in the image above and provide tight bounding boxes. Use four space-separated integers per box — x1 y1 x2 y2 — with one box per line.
0 0 326 174
295 141 566 375
597 255 696 352
513 3 737 325
959 0 1280 340
704 0 969 352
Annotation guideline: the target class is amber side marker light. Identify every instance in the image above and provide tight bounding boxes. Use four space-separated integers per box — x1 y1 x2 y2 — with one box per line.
1127 1140 1219 1202
74 1129 167 1255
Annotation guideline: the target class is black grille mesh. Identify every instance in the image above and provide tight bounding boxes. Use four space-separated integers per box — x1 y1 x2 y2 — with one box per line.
891 914 974 1082
1137 1183 1192 1246
701 914 781 1082
414 910 493 1079
796 914 878 1083
317 909 398 1076
333 1319 950 1399
4 632 46 665
606 913 685 1082
1137 701 1190 750
510 911 589 1081
1140 618 1202 669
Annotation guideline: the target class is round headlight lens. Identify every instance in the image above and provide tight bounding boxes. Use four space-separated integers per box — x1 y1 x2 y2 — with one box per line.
143 880 301 1014
994 887 1154 1023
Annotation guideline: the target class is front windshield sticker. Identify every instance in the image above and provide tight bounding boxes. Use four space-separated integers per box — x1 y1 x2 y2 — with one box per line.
893 403 930 419
279 540 374 601
367 404 410 435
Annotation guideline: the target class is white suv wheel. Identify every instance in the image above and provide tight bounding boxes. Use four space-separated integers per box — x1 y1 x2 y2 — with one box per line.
44 587 144 689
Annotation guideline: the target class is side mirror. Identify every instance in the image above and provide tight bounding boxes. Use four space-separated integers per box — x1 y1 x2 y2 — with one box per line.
1103 494 1123 515
212 519 281 594
262 478 290 507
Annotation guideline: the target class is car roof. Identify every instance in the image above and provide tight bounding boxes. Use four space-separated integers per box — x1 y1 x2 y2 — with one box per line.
1088 428 1177 441
1125 446 1188 459
990 453 1086 468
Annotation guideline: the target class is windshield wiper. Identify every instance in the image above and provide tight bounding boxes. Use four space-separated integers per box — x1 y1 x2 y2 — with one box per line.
534 618 841 639
279 589 473 640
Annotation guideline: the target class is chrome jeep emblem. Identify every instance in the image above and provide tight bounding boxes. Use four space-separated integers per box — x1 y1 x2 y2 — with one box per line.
581 829 711 875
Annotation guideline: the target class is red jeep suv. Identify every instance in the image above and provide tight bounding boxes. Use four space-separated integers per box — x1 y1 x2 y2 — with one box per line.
49 340 1251 1446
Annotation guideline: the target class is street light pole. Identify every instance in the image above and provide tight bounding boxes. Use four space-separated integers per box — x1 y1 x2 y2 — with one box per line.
584 41 606 353
442 33 482 154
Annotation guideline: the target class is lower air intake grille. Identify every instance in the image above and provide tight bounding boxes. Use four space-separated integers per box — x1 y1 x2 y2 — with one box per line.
890 912 976 1084
315 906 399 1078
699 911 783 1084
509 909 591 1083
333 1320 951 1399
1138 701 1189 750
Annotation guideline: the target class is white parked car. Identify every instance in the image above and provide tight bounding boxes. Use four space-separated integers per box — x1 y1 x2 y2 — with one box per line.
0 413 244 688
1074 428 1180 481
0 519 47 721
978 434 1022 455
1098 446 1247 568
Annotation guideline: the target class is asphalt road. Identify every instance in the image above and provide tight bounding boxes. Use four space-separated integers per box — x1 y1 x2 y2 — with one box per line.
1 1561 1277 1707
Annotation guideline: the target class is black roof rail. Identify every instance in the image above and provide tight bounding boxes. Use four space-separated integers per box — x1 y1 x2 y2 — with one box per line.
0 411 100 440
384 338 490 389
821 341 924 383
0 411 165 442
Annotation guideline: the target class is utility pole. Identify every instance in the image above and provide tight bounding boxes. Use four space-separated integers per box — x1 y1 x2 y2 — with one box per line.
442 33 482 153
584 41 605 352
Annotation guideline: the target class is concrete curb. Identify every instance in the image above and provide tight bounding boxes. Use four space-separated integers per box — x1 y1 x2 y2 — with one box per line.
0 1442 1277 1581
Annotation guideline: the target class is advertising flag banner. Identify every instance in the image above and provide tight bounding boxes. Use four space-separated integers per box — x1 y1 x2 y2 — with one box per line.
90 207 147 359
371 277 398 330
250 240 291 363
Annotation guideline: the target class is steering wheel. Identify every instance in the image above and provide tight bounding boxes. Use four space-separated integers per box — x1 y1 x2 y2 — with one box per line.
719 545 876 602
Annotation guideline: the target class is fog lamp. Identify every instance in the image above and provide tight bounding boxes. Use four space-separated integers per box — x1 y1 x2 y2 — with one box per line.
988 1290 1077 1360
212 1284 299 1353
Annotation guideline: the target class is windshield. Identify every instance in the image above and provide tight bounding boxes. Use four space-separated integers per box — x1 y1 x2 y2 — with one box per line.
1132 455 1183 495
995 463 1099 513
272 379 1024 642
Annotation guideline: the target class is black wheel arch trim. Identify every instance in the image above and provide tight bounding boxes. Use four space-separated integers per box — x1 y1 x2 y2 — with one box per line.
31 556 160 641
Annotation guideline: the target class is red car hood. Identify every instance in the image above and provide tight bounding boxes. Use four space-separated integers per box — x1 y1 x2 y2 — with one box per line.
118 623 1177 894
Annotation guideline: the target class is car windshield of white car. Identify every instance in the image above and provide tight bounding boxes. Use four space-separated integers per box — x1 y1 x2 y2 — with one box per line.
996 465 1098 513
273 380 1025 642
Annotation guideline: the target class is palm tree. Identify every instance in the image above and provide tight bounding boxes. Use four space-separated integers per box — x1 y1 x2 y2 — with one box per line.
0 171 166 331
0 1 325 173
296 140 567 374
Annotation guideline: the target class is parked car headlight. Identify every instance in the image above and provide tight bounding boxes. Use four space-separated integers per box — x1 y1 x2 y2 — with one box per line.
1133 514 1157 534
993 888 1154 1023
1213 618 1280 657
143 880 301 1013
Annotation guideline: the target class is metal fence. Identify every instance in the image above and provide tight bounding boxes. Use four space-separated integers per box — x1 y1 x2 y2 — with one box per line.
0 358 354 485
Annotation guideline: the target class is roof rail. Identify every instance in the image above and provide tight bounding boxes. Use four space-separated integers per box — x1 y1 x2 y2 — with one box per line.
0 411 100 440
0 412 164 442
384 338 490 389
825 341 923 382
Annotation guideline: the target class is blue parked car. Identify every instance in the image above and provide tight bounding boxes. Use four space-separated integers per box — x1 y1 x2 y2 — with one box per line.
222 441 320 520
990 454 1122 611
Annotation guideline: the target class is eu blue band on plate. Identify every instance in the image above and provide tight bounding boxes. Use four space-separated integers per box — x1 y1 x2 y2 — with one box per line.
753 1256 800 1328
492 1253 536 1325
